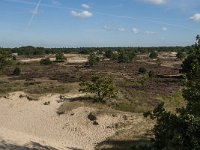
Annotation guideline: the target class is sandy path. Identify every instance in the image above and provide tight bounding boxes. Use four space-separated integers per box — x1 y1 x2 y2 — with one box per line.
0 92 124 150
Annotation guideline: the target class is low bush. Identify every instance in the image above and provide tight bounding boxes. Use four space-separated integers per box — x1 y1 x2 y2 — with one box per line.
87 53 100 66
13 67 21 75
40 57 52 65
149 51 158 59
138 67 147 74
148 70 155 78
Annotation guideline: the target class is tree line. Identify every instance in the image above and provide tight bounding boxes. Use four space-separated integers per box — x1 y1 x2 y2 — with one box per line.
0 46 191 56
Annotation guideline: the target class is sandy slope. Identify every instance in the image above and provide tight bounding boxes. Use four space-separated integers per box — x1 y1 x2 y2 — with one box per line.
0 92 128 150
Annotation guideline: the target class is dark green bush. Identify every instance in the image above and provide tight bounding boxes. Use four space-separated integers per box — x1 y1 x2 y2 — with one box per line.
118 51 136 63
138 67 147 74
148 70 155 78
111 52 119 61
55 52 66 62
149 51 158 59
104 50 113 58
87 53 100 66
40 57 52 65
13 67 21 75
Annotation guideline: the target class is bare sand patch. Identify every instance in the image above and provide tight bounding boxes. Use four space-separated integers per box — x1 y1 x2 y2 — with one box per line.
0 92 146 149
19 54 88 64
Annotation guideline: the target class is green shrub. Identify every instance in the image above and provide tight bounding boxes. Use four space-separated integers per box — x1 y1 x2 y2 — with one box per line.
87 53 100 66
111 52 119 61
40 57 52 65
55 52 66 62
148 70 155 78
12 56 16 60
0 49 12 71
79 75 117 102
104 50 113 58
118 51 136 63
137 74 150 86
138 67 147 74
13 67 21 75
149 51 158 59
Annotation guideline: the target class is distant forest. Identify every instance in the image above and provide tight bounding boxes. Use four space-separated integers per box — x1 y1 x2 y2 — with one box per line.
0 46 192 56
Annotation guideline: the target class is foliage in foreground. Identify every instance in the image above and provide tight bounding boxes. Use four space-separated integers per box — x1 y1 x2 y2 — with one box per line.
176 51 186 60
79 75 117 102
144 35 200 150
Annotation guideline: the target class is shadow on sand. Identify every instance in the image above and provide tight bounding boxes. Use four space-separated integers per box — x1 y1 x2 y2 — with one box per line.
95 139 152 150
0 140 58 150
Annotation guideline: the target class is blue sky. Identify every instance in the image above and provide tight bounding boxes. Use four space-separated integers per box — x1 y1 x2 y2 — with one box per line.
0 0 200 47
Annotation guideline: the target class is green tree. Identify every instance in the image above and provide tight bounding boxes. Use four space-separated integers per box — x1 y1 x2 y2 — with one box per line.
79 75 117 102
87 53 100 66
40 57 52 65
55 52 66 62
138 67 147 74
13 67 21 75
0 49 12 72
144 35 200 150
104 50 113 58
118 51 135 63
137 73 150 86
149 51 158 59
111 52 119 61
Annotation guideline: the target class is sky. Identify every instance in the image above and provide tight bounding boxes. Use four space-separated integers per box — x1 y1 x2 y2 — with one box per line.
0 0 200 47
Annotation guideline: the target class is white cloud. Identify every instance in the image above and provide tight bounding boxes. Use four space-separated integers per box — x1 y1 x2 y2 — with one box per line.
132 28 139 34
145 31 156 34
117 27 125 32
82 4 90 9
190 13 200 22
162 27 167 31
144 0 171 4
70 10 93 18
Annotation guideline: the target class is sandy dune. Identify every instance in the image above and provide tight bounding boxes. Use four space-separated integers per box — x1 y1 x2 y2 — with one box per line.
0 92 130 150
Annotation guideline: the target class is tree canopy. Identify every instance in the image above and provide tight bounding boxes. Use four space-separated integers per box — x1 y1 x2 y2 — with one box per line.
79 75 117 102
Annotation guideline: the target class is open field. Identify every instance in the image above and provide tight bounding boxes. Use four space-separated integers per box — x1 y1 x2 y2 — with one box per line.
0 52 185 149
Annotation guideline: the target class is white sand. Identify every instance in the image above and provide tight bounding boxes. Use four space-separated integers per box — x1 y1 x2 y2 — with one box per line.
0 92 126 150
